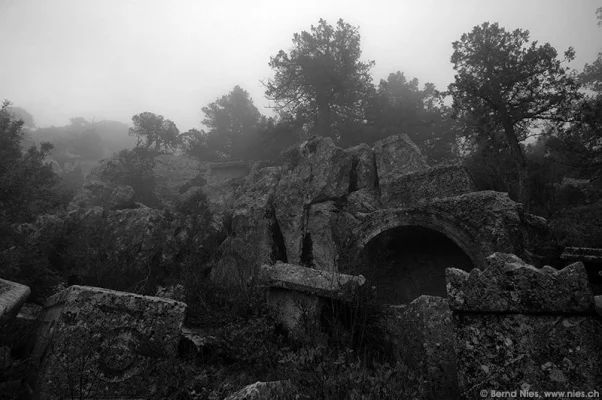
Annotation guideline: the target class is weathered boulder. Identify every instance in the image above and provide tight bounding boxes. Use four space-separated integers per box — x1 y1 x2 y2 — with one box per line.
306 201 339 271
372 134 429 186
380 164 477 208
234 165 283 213
274 136 353 265
30 285 186 399
375 296 458 400
446 254 594 313
224 380 296 400
345 188 382 215
202 177 243 218
344 143 378 191
209 166 284 286
61 206 204 289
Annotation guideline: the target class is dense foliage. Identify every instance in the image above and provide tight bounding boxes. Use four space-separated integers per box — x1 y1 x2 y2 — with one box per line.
265 19 375 143
129 111 181 153
447 22 581 207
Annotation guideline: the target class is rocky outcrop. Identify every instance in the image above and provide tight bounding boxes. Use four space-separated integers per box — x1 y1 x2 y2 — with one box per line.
344 143 378 191
274 136 353 265
55 206 209 290
373 134 429 186
208 166 284 287
64 133 562 304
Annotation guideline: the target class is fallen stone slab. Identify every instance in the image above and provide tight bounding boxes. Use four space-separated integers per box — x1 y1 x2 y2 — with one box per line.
29 285 186 400
446 253 594 313
373 134 429 187
0 278 30 320
258 262 366 301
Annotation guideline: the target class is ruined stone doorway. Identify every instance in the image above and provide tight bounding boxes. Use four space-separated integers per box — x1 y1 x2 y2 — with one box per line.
359 225 474 305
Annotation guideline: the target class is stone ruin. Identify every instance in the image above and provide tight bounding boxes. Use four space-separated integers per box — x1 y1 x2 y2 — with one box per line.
448 253 602 398
2 133 601 399
2 285 186 399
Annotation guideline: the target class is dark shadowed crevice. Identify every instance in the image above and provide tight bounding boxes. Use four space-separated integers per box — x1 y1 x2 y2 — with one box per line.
371 152 380 191
300 233 314 268
359 225 474 305
348 158 359 193
269 207 288 263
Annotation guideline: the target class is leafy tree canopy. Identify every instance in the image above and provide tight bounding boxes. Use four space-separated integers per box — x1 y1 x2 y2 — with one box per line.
265 19 375 142
447 21 581 205
0 100 61 225
200 85 265 161
367 72 461 164
129 111 180 153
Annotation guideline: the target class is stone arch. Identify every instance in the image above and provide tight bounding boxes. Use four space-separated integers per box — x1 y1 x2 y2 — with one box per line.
350 208 490 305
354 208 488 270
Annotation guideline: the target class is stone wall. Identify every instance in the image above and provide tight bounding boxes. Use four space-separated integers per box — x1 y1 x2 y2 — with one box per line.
379 164 477 208
446 253 602 399
29 285 186 399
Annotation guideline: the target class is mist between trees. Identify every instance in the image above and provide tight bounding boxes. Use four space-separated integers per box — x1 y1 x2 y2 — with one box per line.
3 13 602 234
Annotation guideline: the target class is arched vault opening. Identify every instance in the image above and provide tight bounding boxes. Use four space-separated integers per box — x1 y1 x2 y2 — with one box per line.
357 225 474 305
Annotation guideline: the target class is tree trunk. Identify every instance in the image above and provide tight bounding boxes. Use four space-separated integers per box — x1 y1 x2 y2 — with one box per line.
316 96 333 140
501 118 529 210
491 82 530 211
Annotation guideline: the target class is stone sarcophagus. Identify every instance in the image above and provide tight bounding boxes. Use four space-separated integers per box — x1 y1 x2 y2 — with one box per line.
29 285 186 399
447 253 602 399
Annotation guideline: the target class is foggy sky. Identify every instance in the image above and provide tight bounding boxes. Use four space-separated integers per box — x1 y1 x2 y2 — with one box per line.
1 0 600 133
